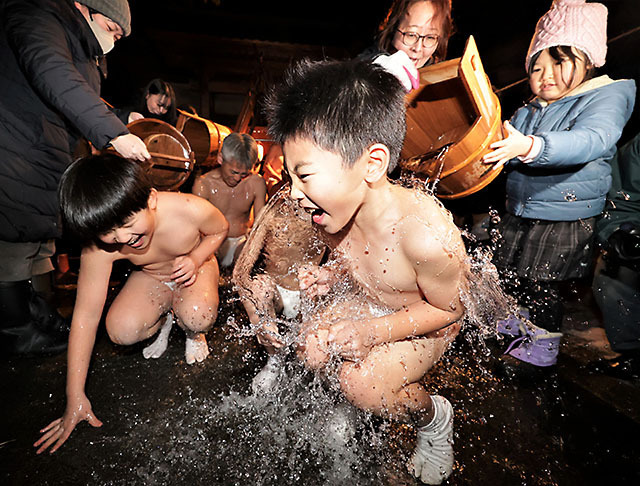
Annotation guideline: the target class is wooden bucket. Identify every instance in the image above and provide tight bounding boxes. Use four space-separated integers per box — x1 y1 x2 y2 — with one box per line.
127 119 195 191
400 36 504 199
176 110 232 166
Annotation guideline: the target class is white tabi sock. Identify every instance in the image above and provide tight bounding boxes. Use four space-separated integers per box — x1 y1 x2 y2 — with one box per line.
409 395 454 485
251 354 284 395
143 313 173 359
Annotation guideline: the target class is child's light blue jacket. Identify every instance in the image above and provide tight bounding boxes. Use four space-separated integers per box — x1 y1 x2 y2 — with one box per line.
505 75 636 221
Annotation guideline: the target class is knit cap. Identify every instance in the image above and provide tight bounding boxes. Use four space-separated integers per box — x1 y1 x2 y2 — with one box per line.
525 0 607 71
81 0 131 36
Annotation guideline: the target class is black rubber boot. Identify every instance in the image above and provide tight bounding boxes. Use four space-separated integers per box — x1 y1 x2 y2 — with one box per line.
0 280 68 356
31 271 55 307
29 277 71 336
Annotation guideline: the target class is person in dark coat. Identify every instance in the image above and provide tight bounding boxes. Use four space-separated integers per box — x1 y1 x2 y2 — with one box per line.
591 131 640 379
0 0 150 355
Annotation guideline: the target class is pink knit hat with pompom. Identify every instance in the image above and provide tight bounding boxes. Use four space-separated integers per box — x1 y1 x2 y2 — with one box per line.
525 0 608 71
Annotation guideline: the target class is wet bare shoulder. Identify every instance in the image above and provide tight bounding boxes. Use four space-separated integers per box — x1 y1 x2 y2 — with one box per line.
82 240 126 265
395 188 465 264
158 191 210 223
193 170 219 198
246 173 267 192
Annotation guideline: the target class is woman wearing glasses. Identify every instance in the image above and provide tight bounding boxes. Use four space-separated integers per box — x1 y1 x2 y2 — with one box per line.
375 0 453 69
360 1 452 91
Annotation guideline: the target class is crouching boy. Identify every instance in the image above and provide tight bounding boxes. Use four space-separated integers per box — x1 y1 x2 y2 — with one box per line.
265 59 467 484
34 153 228 454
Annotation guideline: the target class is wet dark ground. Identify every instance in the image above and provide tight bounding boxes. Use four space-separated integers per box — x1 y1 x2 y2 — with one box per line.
2 267 640 486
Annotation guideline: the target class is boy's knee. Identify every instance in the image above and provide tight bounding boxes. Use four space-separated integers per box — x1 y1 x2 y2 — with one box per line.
105 315 142 345
176 304 218 333
339 364 390 415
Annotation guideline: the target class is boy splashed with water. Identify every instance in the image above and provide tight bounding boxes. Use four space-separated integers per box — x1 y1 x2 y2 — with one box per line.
34 154 228 454
265 58 467 485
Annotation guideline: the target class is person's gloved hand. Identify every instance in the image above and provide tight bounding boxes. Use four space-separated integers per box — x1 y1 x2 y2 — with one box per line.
127 111 144 123
373 50 420 92
109 133 151 161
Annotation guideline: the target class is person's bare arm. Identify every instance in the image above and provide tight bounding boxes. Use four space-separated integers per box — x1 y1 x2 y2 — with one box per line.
230 202 282 346
34 246 115 454
366 247 464 342
240 274 284 352
231 203 270 291
251 175 268 222
189 196 229 266
171 195 229 286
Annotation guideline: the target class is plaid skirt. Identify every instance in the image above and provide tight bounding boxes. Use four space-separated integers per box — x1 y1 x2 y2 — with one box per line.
493 213 596 281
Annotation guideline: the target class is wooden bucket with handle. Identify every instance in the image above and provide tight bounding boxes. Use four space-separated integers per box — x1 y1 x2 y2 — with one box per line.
127 118 195 191
400 36 504 199
176 110 232 167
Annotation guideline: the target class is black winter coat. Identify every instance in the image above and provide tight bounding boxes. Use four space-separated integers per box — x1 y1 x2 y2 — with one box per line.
0 0 129 242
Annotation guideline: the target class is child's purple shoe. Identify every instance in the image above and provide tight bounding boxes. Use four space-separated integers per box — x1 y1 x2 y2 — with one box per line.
496 309 530 336
503 328 562 367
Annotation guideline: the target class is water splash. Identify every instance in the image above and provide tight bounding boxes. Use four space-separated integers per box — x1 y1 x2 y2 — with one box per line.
400 142 453 196
224 179 519 483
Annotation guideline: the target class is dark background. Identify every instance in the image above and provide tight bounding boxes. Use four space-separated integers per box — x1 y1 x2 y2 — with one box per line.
102 0 640 140
2 4 640 484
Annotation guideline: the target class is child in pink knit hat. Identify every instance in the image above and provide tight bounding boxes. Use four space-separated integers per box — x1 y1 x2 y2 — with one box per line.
482 0 636 366
525 0 608 71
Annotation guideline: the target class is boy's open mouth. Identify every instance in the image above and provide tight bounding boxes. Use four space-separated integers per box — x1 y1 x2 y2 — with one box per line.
299 202 326 225
311 208 325 224
128 234 143 248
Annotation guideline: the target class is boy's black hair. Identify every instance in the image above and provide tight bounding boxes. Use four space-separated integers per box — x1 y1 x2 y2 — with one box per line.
58 153 152 243
265 58 407 173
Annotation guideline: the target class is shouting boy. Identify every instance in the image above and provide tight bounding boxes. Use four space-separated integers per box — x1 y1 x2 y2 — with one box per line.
265 59 467 485
34 154 228 454
193 132 267 269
